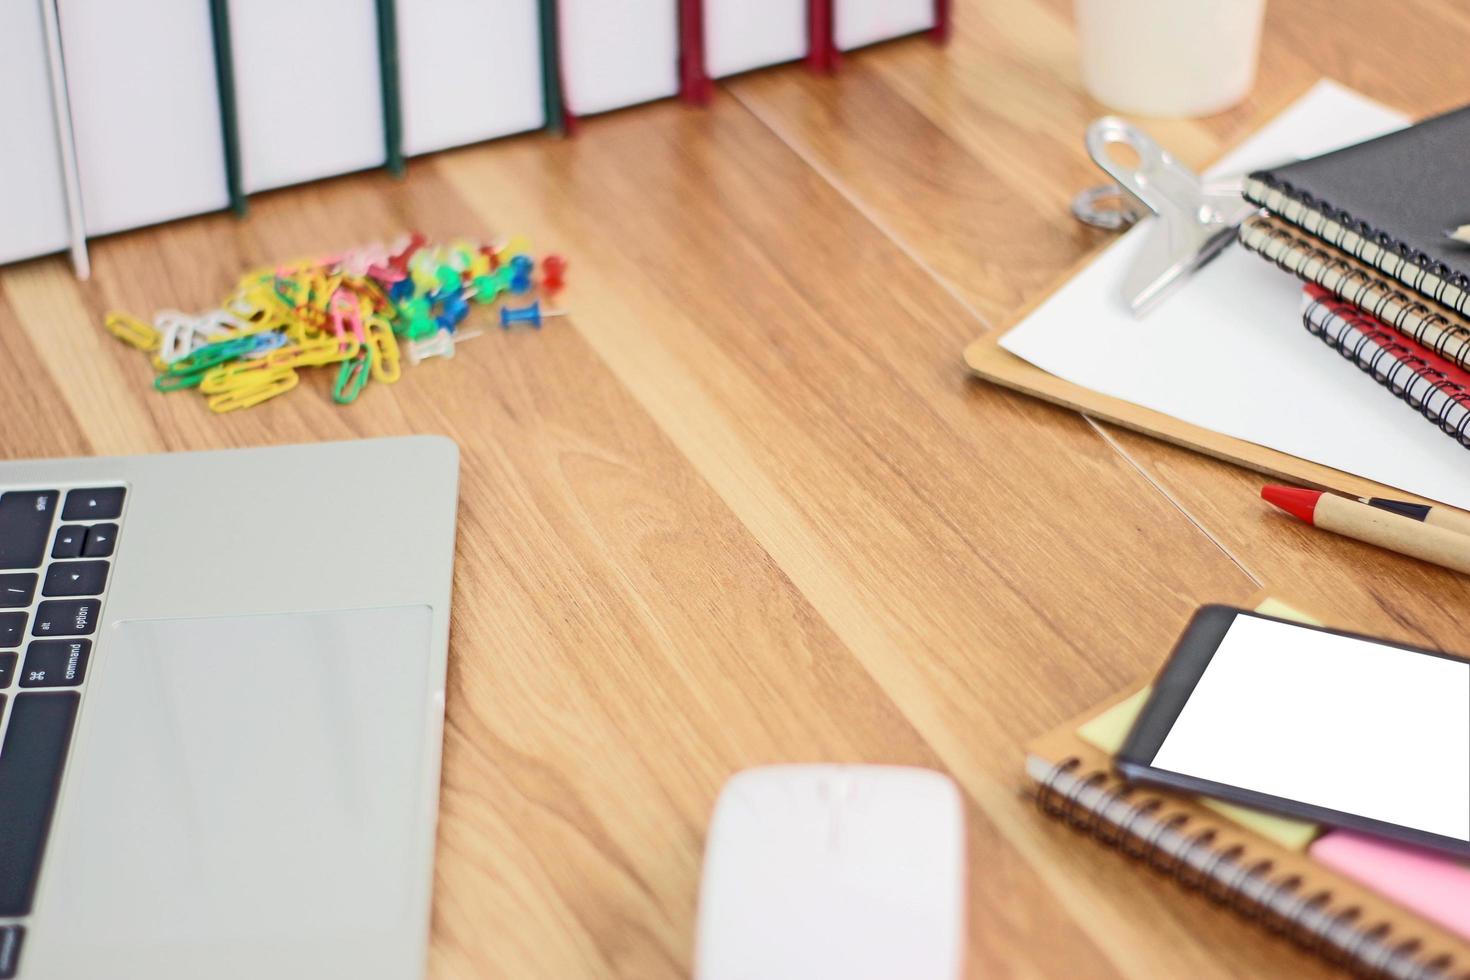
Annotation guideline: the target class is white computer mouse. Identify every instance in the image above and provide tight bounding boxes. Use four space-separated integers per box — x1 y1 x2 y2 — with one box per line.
694 764 966 980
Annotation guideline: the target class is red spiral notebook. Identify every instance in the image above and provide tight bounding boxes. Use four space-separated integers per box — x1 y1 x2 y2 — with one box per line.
1300 285 1470 451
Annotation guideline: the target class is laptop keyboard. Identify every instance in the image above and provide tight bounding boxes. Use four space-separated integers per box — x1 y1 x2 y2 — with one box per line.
0 486 125 979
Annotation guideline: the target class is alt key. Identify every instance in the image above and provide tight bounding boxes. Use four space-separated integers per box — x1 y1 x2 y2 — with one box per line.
32 599 100 637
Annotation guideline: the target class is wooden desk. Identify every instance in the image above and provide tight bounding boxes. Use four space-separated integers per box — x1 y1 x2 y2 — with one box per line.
3 0 1467 975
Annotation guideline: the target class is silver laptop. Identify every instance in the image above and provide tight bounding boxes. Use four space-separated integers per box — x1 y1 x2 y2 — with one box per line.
0 436 459 980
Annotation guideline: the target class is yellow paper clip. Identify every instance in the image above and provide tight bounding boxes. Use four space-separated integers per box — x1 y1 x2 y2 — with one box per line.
104 312 161 352
199 358 277 395
290 334 361 368
365 315 401 384
206 368 298 413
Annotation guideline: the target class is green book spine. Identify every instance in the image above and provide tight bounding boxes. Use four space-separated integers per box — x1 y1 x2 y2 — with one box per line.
539 0 566 134
375 0 405 176
207 0 246 215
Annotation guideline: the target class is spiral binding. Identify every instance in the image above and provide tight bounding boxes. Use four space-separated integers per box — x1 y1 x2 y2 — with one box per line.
1245 174 1470 318
1303 293 1470 449
1239 216 1470 373
1035 757 1466 980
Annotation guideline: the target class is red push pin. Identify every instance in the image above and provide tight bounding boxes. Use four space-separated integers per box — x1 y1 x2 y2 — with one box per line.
389 232 427 274
541 254 568 294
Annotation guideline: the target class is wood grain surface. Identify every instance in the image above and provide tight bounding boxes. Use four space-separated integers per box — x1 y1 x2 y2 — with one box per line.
1 1 1464 976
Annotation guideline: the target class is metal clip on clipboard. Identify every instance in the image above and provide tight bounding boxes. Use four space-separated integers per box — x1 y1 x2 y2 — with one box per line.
1071 118 1258 316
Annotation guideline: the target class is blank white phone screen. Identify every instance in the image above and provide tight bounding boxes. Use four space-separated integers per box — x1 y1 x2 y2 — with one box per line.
1151 615 1470 841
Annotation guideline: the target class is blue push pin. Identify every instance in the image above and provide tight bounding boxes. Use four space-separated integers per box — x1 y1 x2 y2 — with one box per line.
499 301 564 330
434 292 470 330
507 254 535 294
388 278 416 303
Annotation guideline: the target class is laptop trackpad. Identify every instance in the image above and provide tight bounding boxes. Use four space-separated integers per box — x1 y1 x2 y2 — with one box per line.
28 606 436 980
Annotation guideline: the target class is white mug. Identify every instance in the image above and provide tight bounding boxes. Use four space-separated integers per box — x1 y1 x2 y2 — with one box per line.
1075 0 1267 118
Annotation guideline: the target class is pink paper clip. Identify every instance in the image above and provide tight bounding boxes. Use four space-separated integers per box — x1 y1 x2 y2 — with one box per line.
328 292 366 350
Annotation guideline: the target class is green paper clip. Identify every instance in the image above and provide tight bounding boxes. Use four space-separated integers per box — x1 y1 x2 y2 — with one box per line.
332 349 371 404
154 366 213 392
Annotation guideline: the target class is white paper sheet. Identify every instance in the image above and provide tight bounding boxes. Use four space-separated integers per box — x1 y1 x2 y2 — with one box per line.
559 0 679 116
705 0 807 79
396 0 546 156
999 80 1470 510
834 0 935 51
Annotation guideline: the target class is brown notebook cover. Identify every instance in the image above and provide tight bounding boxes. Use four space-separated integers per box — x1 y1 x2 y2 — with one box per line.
1024 598 1470 979
1025 725 1470 978
1239 213 1470 372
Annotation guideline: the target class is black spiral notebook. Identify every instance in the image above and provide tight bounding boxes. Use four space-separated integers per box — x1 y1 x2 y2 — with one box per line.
1244 104 1470 319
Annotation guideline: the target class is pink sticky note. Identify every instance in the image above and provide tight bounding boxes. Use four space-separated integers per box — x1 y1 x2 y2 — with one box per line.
1310 831 1470 940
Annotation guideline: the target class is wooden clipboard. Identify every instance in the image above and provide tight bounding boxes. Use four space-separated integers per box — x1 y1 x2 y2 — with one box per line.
961 250 1441 506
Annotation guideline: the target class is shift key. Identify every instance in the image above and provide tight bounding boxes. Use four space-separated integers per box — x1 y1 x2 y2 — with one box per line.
43 561 108 597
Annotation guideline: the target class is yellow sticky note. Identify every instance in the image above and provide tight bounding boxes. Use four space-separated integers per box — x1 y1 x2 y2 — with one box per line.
1255 598 1324 627
1076 600 1321 851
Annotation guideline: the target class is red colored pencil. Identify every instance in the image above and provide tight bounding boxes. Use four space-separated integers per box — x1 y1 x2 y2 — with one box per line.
1262 485 1470 575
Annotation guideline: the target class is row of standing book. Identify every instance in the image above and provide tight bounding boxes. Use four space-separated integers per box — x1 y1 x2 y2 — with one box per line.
2 0 948 275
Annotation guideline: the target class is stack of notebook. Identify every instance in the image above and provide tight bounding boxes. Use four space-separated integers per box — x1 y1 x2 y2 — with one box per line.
1237 107 1470 451
1027 598 1470 978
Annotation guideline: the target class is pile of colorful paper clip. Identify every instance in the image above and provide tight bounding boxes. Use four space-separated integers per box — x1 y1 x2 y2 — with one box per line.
103 234 568 413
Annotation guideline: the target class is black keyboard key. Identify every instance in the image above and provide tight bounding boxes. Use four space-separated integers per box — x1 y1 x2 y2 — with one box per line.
0 654 14 687
0 574 36 609
0 491 56 569
42 561 108 597
50 524 86 560
0 924 23 980
32 598 100 637
0 613 24 648
0 691 79 916
21 640 90 688
81 522 118 558
62 487 125 521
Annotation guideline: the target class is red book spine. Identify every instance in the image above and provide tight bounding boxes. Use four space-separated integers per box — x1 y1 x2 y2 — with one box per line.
552 0 577 134
932 0 951 43
806 0 839 73
679 0 714 104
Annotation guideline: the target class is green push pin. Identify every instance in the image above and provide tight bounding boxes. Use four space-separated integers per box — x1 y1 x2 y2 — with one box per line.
435 266 461 293
468 274 503 303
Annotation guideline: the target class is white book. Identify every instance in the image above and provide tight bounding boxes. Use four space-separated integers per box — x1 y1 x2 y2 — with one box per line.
396 0 545 156
0 0 77 262
834 0 934 51
704 0 807 79
559 0 679 116
58 0 230 236
227 0 386 192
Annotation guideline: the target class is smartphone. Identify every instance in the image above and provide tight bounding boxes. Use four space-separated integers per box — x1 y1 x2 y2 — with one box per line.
1117 605 1470 858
